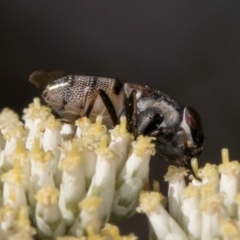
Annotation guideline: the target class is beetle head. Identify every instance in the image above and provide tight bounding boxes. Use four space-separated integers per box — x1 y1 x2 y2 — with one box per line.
180 107 204 157
153 106 204 177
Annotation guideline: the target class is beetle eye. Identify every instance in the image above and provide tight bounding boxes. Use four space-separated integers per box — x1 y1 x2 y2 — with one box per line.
184 107 204 145
185 107 202 130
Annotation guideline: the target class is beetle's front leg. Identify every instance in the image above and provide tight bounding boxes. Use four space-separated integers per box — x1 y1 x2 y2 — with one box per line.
125 89 138 136
151 126 179 136
137 107 164 136
85 89 118 126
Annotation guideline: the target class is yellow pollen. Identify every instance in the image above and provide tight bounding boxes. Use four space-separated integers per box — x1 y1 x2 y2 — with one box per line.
79 196 103 211
34 185 59 205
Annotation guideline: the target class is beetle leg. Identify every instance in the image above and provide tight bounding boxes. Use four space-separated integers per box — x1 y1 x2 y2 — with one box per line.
125 90 138 135
98 89 118 125
150 126 178 137
85 89 118 126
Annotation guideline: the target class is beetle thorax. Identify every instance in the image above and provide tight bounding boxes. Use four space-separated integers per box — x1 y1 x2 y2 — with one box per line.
137 97 181 127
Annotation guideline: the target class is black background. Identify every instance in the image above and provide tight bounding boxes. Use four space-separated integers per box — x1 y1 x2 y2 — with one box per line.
1 1 240 239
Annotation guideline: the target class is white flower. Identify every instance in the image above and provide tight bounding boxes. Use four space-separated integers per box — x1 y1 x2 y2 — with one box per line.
109 116 133 176
181 184 202 239
0 205 19 239
0 205 35 240
35 185 65 238
219 149 240 218
111 135 155 222
219 218 240 240
87 135 117 224
2 97 240 239
29 138 55 198
58 141 86 228
1 167 27 209
41 115 62 162
69 196 102 237
200 194 228 240
137 191 188 240
0 123 25 171
24 98 52 150
0 98 143 239
164 166 187 229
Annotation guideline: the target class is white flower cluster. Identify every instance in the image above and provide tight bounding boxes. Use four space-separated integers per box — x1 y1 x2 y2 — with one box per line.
137 149 240 240
0 98 155 240
1 98 240 240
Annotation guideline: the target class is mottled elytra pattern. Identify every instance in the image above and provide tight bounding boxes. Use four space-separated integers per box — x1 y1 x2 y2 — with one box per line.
43 77 69 105
43 75 126 124
66 76 120 109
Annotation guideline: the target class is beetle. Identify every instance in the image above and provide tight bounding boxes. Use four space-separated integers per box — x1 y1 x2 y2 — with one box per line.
29 70 204 179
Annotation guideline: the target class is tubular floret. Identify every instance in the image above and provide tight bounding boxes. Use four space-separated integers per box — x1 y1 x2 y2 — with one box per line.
137 191 188 240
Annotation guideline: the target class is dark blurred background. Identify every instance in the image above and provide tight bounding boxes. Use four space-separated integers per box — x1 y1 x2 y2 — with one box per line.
1 1 240 239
